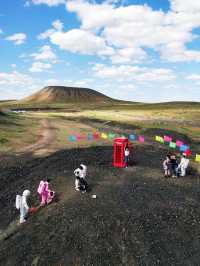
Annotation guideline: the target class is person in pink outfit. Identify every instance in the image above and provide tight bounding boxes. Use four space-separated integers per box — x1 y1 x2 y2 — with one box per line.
37 179 55 206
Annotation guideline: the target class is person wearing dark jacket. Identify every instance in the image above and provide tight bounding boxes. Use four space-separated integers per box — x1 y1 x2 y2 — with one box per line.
170 154 178 177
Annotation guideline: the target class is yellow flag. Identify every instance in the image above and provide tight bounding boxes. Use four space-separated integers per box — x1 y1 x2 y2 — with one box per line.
195 154 200 162
155 136 161 141
101 133 108 139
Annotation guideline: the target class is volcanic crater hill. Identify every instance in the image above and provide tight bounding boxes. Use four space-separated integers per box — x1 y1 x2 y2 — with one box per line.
22 86 113 103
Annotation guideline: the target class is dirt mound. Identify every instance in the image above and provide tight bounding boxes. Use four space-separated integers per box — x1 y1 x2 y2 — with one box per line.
22 86 112 103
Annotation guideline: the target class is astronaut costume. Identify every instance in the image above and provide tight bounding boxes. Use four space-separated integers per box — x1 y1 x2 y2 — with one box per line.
178 155 190 177
16 190 30 224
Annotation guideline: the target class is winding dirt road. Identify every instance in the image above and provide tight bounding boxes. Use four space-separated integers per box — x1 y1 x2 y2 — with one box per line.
18 118 56 155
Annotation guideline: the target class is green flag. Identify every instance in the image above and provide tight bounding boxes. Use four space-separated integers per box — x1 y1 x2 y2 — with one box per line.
169 142 176 148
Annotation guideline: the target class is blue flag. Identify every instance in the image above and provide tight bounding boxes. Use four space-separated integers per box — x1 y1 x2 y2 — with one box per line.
129 134 136 141
180 144 189 152
68 135 76 142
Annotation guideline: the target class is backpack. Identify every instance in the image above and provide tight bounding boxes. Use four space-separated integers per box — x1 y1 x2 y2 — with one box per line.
37 180 45 194
15 195 22 210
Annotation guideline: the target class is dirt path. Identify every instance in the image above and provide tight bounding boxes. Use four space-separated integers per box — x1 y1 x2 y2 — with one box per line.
18 118 56 156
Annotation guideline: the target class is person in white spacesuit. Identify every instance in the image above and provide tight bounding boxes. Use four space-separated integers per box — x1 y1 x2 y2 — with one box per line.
177 153 190 177
16 190 31 224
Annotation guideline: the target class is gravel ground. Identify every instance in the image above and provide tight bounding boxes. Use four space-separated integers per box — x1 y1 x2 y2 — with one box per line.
0 139 200 266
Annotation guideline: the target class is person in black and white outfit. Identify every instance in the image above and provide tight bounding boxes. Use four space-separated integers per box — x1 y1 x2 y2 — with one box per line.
74 164 88 193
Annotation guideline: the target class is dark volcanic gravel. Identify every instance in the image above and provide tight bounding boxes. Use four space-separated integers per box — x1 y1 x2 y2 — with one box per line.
0 144 200 266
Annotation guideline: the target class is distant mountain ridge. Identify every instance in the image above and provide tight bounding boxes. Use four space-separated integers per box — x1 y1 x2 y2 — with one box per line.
22 86 113 103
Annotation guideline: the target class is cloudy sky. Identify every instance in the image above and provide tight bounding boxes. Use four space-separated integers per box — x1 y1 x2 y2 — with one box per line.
0 0 200 102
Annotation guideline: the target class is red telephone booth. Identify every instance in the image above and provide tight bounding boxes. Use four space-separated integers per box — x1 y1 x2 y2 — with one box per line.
113 137 129 168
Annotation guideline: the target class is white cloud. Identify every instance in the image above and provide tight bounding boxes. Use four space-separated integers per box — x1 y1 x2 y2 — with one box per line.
64 0 200 63
52 19 64 31
29 61 52 72
11 64 16 68
186 74 200 85
38 29 55 40
170 0 200 13
5 33 27 45
111 47 147 64
37 19 63 40
50 29 114 56
0 28 3 34
0 71 34 86
92 64 176 82
31 0 65 6
31 45 57 61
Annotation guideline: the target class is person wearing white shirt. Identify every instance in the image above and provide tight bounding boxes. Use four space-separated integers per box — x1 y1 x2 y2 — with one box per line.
124 147 130 168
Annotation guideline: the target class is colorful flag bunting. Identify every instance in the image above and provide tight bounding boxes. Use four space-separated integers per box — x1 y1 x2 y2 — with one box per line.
129 134 136 141
93 132 100 139
164 135 172 142
76 134 81 140
101 133 108 139
68 135 76 142
155 136 164 143
169 142 176 148
185 149 192 157
195 154 200 162
139 135 145 143
155 136 161 141
109 133 116 139
176 140 184 147
88 133 93 140
180 144 189 152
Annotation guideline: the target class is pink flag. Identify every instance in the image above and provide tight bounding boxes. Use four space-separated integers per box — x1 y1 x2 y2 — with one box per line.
76 134 81 140
139 135 145 143
176 140 184 147
164 135 172 142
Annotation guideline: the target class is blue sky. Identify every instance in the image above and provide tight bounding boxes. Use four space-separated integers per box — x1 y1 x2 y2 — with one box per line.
0 0 200 102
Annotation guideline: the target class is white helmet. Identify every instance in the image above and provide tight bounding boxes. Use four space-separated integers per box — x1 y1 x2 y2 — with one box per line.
23 190 31 197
